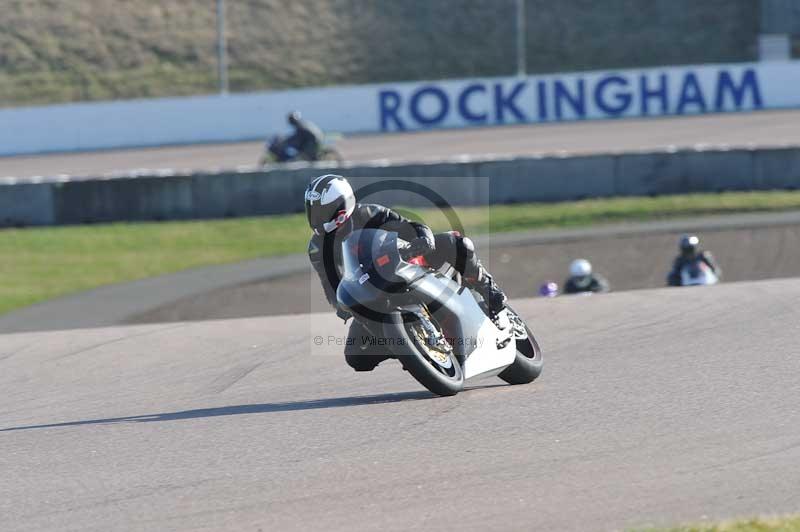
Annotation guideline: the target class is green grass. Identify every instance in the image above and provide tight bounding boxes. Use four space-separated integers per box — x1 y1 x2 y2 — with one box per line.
636 515 800 531
2 190 800 315
0 215 304 316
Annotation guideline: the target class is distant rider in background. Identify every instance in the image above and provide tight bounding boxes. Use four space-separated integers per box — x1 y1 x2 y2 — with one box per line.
285 111 323 161
666 234 722 286
563 259 610 295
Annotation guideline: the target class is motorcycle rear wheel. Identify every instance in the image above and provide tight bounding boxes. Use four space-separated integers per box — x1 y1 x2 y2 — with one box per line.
498 307 543 385
401 311 464 397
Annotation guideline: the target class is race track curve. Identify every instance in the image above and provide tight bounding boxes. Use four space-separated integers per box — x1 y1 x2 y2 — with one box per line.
1 278 799 531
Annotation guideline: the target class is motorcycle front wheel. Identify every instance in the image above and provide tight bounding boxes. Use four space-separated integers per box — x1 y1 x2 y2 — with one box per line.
318 147 344 164
401 311 464 397
498 306 544 385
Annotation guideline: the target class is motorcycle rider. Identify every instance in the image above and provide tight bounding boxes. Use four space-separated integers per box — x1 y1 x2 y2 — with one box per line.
305 174 507 371
666 234 722 286
285 111 323 161
563 259 610 295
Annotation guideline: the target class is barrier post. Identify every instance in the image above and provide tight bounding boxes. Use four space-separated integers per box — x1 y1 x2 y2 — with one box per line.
217 0 229 94
516 0 526 76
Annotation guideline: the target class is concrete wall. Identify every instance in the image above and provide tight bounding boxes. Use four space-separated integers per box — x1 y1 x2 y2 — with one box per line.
3 60 800 155
4 147 800 228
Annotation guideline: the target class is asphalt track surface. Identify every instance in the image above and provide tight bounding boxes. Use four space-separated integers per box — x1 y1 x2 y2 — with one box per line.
1 278 799 531
3 109 800 179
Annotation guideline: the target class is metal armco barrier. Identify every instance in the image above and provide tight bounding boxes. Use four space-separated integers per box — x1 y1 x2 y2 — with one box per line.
2 146 800 227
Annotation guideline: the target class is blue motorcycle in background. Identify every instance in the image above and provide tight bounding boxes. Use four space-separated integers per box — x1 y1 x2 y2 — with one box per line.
258 134 343 166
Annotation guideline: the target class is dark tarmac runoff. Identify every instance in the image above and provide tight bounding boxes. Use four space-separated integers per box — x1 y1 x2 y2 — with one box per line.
131 212 800 325
2 211 800 335
2 109 800 179
1 279 799 531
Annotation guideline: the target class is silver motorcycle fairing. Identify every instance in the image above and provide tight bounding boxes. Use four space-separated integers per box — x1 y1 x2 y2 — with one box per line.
462 309 517 381
337 227 517 382
401 272 517 381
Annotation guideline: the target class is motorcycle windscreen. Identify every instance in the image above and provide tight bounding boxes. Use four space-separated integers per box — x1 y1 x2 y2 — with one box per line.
342 229 401 281
338 229 408 315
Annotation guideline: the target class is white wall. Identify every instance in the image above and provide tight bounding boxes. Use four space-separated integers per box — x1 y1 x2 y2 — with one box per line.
2 61 800 156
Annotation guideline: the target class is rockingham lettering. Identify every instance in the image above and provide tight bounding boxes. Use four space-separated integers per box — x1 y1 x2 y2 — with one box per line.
594 75 632 117
639 73 669 115
676 72 707 114
378 67 764 131
554 79 586 120
715 69 762 110
494 81 527 123
457 83 487 124
409 85 449 125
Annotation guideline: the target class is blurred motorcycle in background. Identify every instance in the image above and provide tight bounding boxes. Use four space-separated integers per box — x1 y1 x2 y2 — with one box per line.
258 134 344 166
680 260 719 286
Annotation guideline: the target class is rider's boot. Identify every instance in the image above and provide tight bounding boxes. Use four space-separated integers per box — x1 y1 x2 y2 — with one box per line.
464 263 507 315
344 320 389 371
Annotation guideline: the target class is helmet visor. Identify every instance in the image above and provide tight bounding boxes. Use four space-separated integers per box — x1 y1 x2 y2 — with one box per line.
306 203 327 231
306 199 347 233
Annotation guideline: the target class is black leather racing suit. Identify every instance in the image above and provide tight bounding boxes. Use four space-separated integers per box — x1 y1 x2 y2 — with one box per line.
666 250 721 286
286 118 323 160
308 203 478 309
563 274 610 295
308 203 486 371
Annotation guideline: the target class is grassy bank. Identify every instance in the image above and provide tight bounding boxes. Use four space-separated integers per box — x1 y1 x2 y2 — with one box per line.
1 1 759 107
1 0 518 107
2 190 800 315
637 515 800 531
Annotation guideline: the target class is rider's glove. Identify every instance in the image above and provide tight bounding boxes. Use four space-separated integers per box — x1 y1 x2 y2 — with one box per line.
336 307 352 323
403 237 433 260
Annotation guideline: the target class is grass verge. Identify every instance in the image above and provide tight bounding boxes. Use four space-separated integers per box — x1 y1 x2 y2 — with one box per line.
2 190 800 316
636 514 800 531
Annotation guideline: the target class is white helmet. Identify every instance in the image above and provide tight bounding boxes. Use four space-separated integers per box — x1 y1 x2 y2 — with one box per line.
569 259 592 278
304 174 356 234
